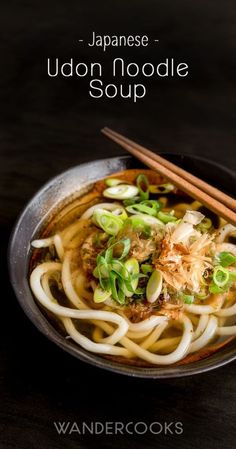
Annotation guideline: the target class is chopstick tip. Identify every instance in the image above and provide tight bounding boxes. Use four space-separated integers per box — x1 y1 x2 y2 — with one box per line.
101 126 109 134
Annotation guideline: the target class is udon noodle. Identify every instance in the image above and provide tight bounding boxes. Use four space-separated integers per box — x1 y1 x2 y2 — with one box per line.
29 169 236 366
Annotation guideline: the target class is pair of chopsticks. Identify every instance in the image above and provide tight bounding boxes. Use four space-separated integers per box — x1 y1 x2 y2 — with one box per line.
101 127 236 226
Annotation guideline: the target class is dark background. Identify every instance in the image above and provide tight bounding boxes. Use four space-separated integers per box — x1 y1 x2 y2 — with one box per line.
1 1 236 448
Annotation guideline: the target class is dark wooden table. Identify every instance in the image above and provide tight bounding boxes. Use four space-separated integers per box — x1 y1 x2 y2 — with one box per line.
1 1 236 448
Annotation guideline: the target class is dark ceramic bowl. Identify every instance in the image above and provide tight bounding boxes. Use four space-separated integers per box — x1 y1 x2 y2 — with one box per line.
9 154 236 378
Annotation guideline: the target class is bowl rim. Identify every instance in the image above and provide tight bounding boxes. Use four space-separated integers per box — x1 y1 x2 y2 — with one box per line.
8 154 236 378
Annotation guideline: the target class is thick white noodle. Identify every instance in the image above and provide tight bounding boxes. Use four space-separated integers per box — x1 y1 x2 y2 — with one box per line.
192 314 209 340
74 273 93 301
119 315 193 365
30 262 129 345
54 234 64 260
150 337 180 352
122 315 167 332
63 317 128 356
140 322 168 349
91 320 131 356
126 329 153 340
30 260 195 363
61 220 90 246
188 316 218 353
61 252 87 309
216 243 236 257
216 302 236 317
185 295 224 315
184 304 218 315
40 271 130 353
31 237 54 248
31 234 64 260
217 325 236 336
30 211 236 365
215 224 236 243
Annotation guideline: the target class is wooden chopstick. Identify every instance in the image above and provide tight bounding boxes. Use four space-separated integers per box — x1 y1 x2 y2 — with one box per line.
101 127 236 226
102 127 236 212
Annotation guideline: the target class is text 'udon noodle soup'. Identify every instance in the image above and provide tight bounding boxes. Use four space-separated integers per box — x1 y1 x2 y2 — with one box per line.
29 169 236 366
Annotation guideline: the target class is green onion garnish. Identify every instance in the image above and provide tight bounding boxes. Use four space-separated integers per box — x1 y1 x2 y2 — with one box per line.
105 178 124 187
216 252 236 267
93 237 142 304
122 258 140 297
123 197 140 207
157 210 177 224
103 184 139 199
181 293 194 304
146 270 163 303
212 266 230 288
197 218 212 232
94 286 111 303
104 237 131 261
141 264 153 274
125 216 151 238
209 283 225 294
111 207 128 221
136 174 149 201
93 209 123 236
126 200 161 216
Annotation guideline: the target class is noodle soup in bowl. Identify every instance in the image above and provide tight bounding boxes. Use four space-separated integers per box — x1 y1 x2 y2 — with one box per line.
9 155 236 378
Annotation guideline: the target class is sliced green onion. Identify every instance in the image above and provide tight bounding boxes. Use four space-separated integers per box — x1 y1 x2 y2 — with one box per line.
98 263 110 279
123 258 139 278
117 280 126 303
94 238 132 303
209 283 224 294
229 271 236 282
96 254 108 271
126 215 149 229
126 200 162 217
146 270 163 303
105 237 131 261
196 289 209 300
93 209 123 235
92 232 108 248
126 203 156 216
149 183 175 194
132 213 165 227
96 264 110 289
94 286 111 303
109 272 119 301
136 174 149 201
105 178 124 187
141 199 163 209
93 267 99 278
103 184 139 199
125 216 151 238
122 258 140 297
180 293 194 304
110 260 125 276
141 264 153 274
197 217 212 232
109 272 126 304
213 266 230 288
123 197 140 207
99 277 110 292
134 287 146 295
157 210 177 224
217 252 236 267
112 207 128 221
209 265 235 295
